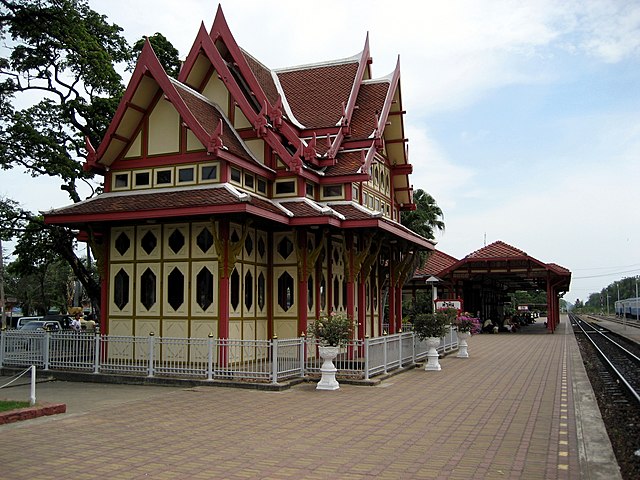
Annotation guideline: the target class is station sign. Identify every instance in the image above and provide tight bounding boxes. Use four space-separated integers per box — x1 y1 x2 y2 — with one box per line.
435 298 463 313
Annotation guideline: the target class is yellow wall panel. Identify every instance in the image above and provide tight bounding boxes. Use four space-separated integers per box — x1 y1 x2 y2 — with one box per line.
123 130 142 158
274 319 297 340
201 74 229 115
245 139 265 164
234 105 251 129
186 129 204 152
110 226 135 262
135 263 161 317
109 263 134 317
163 262 189 316
148 98 180 155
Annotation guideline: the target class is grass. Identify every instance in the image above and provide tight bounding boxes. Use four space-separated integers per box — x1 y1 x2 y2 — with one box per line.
0 400 31 412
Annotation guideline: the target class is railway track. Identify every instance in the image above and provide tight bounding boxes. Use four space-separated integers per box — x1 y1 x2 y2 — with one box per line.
570 313 640 479
571 313 640 403
587 313 640 330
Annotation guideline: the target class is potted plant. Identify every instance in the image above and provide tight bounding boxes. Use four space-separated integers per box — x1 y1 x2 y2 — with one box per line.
453 313 481 358
308 312 354 390
413 309 455 371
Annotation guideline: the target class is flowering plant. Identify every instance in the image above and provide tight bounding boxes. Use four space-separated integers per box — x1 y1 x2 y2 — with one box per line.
454 313 481 334
413 309 455 340
307 312 354 347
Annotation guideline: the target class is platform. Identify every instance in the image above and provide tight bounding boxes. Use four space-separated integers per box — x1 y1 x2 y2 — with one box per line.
0 315 621 479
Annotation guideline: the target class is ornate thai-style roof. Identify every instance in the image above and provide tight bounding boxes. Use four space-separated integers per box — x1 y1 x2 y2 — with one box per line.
46 5 431 251
437 241 571 292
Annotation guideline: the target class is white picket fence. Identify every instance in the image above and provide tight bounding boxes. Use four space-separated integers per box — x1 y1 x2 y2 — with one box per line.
0 328 458 384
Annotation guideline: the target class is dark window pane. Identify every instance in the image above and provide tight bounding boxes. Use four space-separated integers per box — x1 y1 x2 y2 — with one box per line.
167 268 184 311
141 231 157 255
244 174 254 189
196 228 214 253
178 168 194 183
320 275 326 310
244 270 253 310
140 268 157 310
114 174 128 188
230 167 241 183
257 237 266 259
196 267 214 310
168 229 185 254
275 181 295 195
202 165 217 180
257 178 267 194
156 170 172 185
277 271 294 312
114 269 130 310
115 232 131 256
258 272 265 310
333 276 339 310
230 269 240 310
277 237 293 260
135 171 150 186
322 185 342 197
307 275 313 310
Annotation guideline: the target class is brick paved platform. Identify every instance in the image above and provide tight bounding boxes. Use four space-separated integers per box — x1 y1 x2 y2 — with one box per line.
0 315 621 479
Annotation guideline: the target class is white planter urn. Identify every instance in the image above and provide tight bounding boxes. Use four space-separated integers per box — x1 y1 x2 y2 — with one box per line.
317 345 340 390
424 337 442 371
457 331 471 358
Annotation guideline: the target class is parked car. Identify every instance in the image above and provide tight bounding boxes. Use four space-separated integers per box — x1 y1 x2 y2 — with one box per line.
16 316 44 329
20 320 62 332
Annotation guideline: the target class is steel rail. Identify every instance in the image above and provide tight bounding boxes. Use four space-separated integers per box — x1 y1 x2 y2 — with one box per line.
571 313 640 404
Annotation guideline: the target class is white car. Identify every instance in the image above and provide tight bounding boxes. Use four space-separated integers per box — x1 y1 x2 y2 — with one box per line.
16 316 43 329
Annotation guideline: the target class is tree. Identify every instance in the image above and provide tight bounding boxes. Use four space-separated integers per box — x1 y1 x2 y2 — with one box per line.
131 32 181 78
400 189 445 240
0 1 179 316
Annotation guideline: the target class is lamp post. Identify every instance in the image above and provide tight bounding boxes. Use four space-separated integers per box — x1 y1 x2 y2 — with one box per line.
606 294 610 316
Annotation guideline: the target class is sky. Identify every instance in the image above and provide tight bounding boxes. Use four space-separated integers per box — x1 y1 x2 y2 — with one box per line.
3 0 640 306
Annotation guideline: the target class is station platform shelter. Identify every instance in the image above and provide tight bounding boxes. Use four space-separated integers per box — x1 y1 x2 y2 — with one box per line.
406 241 572 332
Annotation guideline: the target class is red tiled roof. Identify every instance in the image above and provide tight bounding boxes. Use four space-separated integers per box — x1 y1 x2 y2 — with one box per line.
329 203 376 221
547 263 571 275
278 201 324 218
45 187 285 220
465 241 528 259
349 81 389 140
414 250 459 277
277 62 359 128
242 50 280 106
323 150 364 177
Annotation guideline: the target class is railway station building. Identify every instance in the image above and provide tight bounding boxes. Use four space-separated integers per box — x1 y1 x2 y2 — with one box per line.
44 6 434 342
405 241 572 332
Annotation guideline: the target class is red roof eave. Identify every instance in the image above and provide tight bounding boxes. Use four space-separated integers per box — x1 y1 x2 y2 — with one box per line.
342 218 434 250
44 203 290 226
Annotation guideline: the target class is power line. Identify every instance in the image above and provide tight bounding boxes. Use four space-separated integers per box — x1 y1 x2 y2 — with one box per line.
572 268 640 280
573 262 640 271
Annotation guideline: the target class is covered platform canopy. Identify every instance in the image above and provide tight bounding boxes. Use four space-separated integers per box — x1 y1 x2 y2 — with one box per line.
406 241 571 332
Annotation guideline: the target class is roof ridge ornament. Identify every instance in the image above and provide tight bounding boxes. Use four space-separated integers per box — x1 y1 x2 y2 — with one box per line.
254 101 269 137
290 141 304 174
207 119 226 157
268 95 283 130
83 136 98 172
303 133 318 162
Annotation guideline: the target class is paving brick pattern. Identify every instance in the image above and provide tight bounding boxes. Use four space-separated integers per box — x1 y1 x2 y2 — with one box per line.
0 320 593 479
